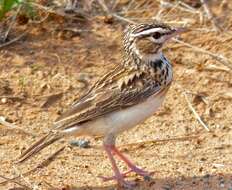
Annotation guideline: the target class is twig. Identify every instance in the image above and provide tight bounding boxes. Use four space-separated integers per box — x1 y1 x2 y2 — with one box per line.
43 180 56 189
96 0 136 24
120 135 200 152
96 0 110 14
0 175 31 190
173 39 232 70
12 165 35 189
26 2 87 21
30 12 50 24
204 64 231 72
200 0 221 32
0 116 36 137
179 1 199 12
161 1 181 19
192 28 216 33
123 0 136 13
181 89 210 132
0 32 27 49
32 145 65 169
0 146 65 186
0 95 25 100
160 0 200 14
111 13 136 24
153 1 202 26
2 5 22 42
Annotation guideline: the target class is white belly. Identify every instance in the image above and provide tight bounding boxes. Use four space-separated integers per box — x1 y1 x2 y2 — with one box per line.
108 95 165 134
77 92 166 136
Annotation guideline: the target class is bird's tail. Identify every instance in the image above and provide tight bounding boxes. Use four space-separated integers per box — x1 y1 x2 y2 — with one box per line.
17 131 62 163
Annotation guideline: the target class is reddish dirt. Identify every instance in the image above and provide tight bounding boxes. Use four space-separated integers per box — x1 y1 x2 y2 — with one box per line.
0 1 232 190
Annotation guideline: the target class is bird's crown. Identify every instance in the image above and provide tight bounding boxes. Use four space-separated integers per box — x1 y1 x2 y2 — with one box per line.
123 22 185 63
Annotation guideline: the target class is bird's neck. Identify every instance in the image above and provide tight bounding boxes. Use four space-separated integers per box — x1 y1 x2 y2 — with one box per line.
141 52 163 63
123 50 168 70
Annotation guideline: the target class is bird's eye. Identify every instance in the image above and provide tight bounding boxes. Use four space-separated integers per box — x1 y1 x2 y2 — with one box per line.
152 32 161 39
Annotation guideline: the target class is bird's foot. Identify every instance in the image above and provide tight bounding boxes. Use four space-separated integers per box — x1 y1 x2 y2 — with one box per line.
110 146 153 179
128 165 152 179
99 172 135 189
98 170 132 182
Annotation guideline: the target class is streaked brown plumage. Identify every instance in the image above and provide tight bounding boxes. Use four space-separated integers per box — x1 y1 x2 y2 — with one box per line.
18 22 187 187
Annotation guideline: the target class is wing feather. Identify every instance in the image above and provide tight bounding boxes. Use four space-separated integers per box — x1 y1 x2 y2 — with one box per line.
54 66 162 130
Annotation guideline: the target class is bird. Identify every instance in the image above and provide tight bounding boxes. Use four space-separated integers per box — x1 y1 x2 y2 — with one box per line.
18 22 187 188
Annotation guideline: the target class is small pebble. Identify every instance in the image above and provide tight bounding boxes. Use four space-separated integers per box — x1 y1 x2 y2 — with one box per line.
1 98 7 104
144 175 151 181
162 184 172 190
69 139 90 148
219 180 225 188
203 174 210 179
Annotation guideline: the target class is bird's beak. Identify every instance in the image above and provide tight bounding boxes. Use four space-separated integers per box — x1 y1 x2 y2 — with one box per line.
166 27 189 41
174 27 189 35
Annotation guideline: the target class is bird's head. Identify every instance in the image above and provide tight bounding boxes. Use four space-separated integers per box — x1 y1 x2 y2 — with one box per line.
124 22 187 62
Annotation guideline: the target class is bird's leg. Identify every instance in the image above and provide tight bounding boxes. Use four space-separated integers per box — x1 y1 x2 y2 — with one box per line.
99 144 134 188
99 168 132 181
111 146 151 177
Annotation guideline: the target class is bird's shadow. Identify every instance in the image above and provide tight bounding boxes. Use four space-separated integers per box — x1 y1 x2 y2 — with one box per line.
49 173 232 190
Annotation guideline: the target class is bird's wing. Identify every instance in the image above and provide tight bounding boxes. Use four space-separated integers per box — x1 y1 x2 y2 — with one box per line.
54 65 164 130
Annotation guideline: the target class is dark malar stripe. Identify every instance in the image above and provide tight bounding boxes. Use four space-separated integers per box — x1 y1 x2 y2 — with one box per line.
150 59 163 70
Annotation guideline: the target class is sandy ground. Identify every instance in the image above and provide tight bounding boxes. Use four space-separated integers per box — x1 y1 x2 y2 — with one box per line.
0 1 232 189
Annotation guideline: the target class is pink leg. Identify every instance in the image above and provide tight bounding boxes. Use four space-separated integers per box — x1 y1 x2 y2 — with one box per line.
99 170 132 181
100 144 135 188
111 146 151 177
